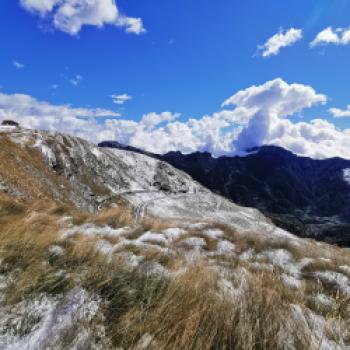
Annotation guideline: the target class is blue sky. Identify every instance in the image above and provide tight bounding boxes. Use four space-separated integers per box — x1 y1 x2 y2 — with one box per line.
1 0 350 158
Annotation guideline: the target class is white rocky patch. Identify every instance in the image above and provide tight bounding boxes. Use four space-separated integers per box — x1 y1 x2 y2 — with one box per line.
249 262 274 271
258 250 312 276
91 147 103 159
112 239 168 257
137 232 168 245
258 249 295 271
48 245 65 256
61 223 130 240
134 334 154 349
315 271 350 296
33 139 57 167
239 248 255 262
216 240 236 255
163 227 185 241
282 274 304 289
0 289 103 350
203 229 224 239
178 237 207 251
314 294 336 309
0 295 56 349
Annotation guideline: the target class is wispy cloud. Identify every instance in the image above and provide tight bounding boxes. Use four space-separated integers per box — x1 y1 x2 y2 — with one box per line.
70 75 83 86
13 60 25 69
111 93 132 105
329 105 350 118
258 28 303 57
310 27 350 47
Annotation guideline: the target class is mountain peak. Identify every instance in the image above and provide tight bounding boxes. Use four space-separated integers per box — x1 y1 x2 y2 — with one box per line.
246 145 296 157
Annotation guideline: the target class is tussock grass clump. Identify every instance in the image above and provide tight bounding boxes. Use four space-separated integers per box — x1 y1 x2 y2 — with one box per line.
141 215 184 232
141 248 172 267
114 263 316 350
90 206 134 228
0 200 26 217
0 207 69 304
82 260 167 347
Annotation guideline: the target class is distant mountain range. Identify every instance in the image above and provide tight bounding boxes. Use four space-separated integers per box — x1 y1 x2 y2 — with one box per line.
99 141 350 246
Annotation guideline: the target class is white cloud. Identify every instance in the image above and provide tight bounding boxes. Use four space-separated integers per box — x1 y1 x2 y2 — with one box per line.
69 75 83 86
310 27 350 47
19 0 145 35
258 28 303 57
13 60 25 69
329 105 350 118
20 0 59 14
0 93 120 140
102 110 239 155
223 78 327 153
2 79 350 160
140 112 180 129
111 93 132 105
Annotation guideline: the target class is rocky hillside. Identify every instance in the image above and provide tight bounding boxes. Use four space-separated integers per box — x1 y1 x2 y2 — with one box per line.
1 128 350 349
0 127 205 212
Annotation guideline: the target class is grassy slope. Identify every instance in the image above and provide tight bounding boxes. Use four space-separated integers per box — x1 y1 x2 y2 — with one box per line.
0 195 349 349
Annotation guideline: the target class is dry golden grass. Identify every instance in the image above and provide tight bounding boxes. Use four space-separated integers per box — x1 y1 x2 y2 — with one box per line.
137 247 172 268
0 136 73 203
140 215 185 232
89 206 134 228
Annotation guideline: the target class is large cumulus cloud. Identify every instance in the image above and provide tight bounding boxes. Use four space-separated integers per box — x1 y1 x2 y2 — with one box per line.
222 78 327 152
1 79 350 159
